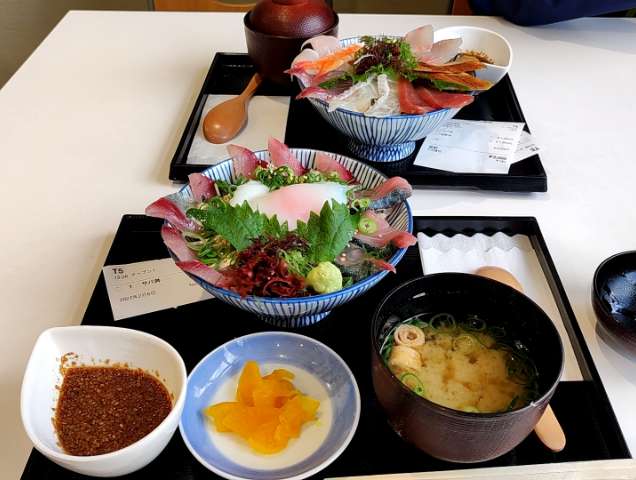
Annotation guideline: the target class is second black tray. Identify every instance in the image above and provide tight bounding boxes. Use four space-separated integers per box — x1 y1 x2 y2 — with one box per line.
169 53 547 192
21 215 628 480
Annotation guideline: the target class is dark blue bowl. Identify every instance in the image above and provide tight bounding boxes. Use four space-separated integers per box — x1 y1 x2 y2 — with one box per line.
592 251 636 350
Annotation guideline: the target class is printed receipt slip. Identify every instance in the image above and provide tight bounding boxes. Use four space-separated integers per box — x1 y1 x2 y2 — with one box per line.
103 258 212 320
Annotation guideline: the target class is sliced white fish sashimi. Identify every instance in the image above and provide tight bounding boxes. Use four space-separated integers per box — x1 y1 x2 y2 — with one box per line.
366 74 400 117
328 75 379 113
419 38 463 65
405 25 434 58
234 182 349 229
301 35 341 56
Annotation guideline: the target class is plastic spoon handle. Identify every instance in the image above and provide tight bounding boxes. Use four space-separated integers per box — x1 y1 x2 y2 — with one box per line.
534 404 566 452
203 72 262 144
474 266 566 453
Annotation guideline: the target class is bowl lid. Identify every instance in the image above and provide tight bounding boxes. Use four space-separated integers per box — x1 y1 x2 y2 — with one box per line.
249 0 335 38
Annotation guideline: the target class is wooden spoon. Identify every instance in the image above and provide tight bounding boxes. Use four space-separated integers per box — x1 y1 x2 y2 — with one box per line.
474 266 567 453
203 73 262 144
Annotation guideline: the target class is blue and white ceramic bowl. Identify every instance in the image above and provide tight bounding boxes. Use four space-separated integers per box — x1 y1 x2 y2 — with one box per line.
298 36 461 163
165 148 413 328
179 332 361 480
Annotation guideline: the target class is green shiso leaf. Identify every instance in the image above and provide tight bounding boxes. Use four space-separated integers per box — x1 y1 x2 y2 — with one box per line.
187 199 291 252
296 200 358 264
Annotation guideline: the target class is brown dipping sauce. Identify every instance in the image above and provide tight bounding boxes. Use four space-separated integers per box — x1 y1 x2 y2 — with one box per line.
54 366 172 456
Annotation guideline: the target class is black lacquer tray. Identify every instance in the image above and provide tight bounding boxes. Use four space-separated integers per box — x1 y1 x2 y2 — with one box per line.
169 54 547 192
21 215 629 479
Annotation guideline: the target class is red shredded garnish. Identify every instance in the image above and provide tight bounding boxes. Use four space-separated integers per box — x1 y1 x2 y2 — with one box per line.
222 235 308 298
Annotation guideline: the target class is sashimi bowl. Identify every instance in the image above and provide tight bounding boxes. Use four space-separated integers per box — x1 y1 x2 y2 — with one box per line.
292 26 511 162
146 146 413 329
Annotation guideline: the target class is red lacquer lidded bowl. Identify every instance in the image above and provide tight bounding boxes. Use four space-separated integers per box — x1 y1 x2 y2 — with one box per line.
244 0 338 84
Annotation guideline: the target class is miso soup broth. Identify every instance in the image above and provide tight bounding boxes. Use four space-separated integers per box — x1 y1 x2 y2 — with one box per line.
381 313 538 413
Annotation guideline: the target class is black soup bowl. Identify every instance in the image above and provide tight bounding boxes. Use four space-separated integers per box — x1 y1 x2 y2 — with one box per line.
592 250 636 351
371 273 564 463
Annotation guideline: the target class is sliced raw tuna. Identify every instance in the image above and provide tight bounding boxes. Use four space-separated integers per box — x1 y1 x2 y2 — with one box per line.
188 173 215 202
161 225 197 262
268 138 307 176
398 78 435 115
227 144 268 179
354 211 417 249
146 197 199 232
314 151 355 183
416 87 474 109
356 176 413 209
404 25 434 59
176 260 229 287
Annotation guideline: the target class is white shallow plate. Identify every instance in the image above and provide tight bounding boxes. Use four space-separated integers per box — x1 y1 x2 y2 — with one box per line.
179 331 361 480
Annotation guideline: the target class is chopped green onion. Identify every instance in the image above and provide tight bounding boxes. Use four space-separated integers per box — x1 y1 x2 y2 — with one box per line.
358 217 378 235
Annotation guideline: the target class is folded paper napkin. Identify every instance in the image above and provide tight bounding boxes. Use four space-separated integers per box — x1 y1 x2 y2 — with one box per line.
418 232 582 381
187 94 290 165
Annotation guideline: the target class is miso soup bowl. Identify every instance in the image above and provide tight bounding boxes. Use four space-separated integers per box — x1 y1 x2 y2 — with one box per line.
371 273 564 463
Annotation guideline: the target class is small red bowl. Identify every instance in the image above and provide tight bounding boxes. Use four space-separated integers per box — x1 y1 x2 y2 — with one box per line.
243 12 338 85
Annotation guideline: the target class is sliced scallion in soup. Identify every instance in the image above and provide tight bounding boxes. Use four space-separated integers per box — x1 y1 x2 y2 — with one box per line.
381 313 538 413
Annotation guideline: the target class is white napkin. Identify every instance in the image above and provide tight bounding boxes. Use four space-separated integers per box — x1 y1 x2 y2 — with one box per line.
187 94 290 165
418 232 582 381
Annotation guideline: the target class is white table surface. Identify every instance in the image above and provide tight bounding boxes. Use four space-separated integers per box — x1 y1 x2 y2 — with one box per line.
1 10 636 479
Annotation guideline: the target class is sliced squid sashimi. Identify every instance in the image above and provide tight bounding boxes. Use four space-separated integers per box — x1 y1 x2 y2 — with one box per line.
301 35 341 57
419 38 462 65
314 152 355 183
176 260 229 287
356 176 413 209
229 180 271 207
404 25 434 59
188 173 215 202
247 182 349 230
354 211 417 249
227 144 268 180
416 87 474 109
268 138 307 176
328 75 378 113
161 225 198 262
146 197 199 232
398 78 435 115
365 74 400 117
